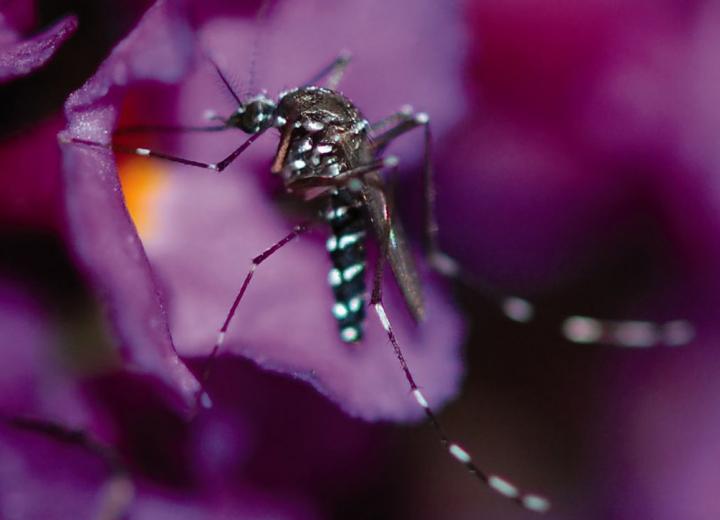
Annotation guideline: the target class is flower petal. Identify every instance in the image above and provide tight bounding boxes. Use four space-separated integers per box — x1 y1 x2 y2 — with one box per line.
0 280 90 427
0 14 77 83
60 0 200 409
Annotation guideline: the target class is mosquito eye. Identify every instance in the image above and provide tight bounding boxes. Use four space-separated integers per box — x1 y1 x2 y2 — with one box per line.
238 100 275 133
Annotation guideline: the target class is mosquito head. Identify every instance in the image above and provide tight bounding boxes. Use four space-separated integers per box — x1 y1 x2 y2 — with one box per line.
229 94 277 134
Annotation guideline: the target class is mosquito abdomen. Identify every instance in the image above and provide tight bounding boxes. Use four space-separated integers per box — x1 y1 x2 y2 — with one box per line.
326 190 367 343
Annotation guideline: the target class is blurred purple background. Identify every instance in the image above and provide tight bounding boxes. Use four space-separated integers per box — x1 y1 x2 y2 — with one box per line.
2 0 719 518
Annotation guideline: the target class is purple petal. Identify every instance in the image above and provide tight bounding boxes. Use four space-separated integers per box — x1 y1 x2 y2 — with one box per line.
435 1 719 320
85 358 385 512
0 279 111 518
187 357 390 494
595 335 720 519
581 2 720 266
0 422 317 520
60 0 200 409
0 280 90 427
436 112 626 290
0 0 35 39
0 114 65 231
0 422 111 520
0 14 77 83
126 487 318 520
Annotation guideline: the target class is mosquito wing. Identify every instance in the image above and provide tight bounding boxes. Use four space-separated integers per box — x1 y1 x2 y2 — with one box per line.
362 171 425 322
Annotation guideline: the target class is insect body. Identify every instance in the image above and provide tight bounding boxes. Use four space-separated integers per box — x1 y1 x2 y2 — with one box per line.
225 84 424 343
272 86 374 343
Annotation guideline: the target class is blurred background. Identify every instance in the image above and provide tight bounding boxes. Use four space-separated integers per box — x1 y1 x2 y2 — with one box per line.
2 0 719 519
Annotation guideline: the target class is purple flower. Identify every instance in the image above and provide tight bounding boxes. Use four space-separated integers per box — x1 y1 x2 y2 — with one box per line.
5 0 716 516
0 5 77 83
0 114 68 232
61 0 201 410
0 281 91 427
0 272 381 518
0 3 77 231
60 0 466 421
11 0 720 516
0 280 116 518
436 0 719 316
1 420 317 520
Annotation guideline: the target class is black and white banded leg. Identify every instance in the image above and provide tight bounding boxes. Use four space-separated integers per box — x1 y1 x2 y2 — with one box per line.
62 129 267 173
112 123 228 135
502 298 695 348
369 105 416 135
367 256 550 512
302 52 352 89
196 223 311 410
373 109 695 349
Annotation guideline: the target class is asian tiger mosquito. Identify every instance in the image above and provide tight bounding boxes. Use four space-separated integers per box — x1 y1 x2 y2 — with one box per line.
63 39 695 517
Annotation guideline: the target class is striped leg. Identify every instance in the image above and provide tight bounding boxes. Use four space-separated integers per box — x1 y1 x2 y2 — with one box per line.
368 271 550 512
2 415 134 519
502 297 695 347
372 109 695 348
366 180 548 511
63 129 267 173
369 105 415 134
303 52 352 89
196 223 311 410
113 123 228 135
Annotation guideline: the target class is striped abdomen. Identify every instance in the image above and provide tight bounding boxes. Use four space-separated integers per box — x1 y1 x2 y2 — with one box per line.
326 190 367 343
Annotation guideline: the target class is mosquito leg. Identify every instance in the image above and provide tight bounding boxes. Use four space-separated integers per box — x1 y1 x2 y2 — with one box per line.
369 174 547 510
2 415 134 519
368 259 550 512
369 110 440 261
369 105 415 134
557 314 694 347
366 187 393 307
113 123 228 135
371 110 696 348
61 128 267 173
369 109 438 260
195 222 311 411
303 52 352 89
63 54 265 174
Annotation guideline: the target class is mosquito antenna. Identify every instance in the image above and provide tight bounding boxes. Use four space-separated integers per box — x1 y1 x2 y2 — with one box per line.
208 57 243 107
246 0 275 95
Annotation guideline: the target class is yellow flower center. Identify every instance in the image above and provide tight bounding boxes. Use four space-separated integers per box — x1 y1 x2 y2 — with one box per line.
117 156 168 240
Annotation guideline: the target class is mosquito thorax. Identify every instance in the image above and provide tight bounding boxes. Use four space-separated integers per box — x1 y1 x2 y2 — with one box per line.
275 86 365 129
228 95 277 134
